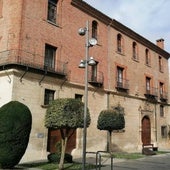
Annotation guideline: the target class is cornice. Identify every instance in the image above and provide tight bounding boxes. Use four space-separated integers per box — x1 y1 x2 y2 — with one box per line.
111 20 170 59
71 0 111 25
71 0 170 59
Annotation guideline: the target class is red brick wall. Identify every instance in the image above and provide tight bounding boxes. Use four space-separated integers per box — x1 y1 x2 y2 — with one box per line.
0 0 169 98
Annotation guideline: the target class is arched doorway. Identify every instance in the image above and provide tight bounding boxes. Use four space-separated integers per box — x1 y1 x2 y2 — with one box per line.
141 116 151 145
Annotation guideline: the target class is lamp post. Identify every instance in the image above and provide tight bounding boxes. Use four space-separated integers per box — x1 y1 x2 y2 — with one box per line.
78 20 97 170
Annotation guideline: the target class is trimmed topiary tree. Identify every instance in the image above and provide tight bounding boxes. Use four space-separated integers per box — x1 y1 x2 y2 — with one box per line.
97 109 125 152
45 98 91 170
0 101 32 169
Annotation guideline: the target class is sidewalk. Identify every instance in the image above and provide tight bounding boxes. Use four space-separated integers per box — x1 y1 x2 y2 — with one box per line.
74 155 126 170
89 153 170 170
88 158 125 170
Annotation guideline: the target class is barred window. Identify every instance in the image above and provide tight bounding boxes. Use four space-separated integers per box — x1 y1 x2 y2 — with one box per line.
44 89 55 105
75 94 83 101
160 105 164 117
161 126 167 138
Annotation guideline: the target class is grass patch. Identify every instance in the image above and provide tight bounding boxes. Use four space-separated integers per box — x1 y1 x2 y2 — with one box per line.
113 152 145 159
156 151 170 154
112 150 170 160
19 162 97 170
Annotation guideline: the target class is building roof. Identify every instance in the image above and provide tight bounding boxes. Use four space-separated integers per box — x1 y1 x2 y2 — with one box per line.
71 0 170 59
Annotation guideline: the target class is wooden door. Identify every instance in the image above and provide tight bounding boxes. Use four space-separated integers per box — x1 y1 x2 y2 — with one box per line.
47 128 76 154
142 116 151 145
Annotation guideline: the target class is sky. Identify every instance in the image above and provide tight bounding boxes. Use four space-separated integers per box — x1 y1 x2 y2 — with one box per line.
83 0 170 53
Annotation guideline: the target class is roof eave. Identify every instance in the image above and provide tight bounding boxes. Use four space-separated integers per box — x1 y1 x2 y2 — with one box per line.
71 0 170 59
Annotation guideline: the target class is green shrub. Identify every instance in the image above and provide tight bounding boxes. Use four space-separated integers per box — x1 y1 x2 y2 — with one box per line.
0 101 32 169
47 153 73 163
48 153 61 163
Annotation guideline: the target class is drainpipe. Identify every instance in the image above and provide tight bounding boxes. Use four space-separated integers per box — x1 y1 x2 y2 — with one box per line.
106 92 110 151
107 92 110 110
154 103 158 147
106 19 114 152
107 19 114 91
18 0 24 57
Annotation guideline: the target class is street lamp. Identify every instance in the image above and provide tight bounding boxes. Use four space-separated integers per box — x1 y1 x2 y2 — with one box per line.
79 57 96 68
78 20 97 170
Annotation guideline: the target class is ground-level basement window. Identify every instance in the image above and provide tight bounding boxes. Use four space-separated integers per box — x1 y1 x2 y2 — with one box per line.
44 89 55 105
75 94 83 101
161 126 167 138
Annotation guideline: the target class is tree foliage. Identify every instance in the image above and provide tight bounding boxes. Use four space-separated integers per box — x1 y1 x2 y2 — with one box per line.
97 109 125 132
45 98 91 170
45 98 90 129
0 101 32 169
97 108 125 152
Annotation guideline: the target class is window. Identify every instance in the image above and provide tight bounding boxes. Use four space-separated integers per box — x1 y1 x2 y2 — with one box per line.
159 56 163 72
116 66 129 91
91 64 98 82
159 82 164 98
47 0 58 23
160 105 164 117
159 82 167 101
132 42 138 60
75 94 83 101
44 89 55 105
44 44 56 70
161 126 167 138
0 0 3 17
117 66 124 87
145 49 150 66
117 34 123 53
92 21 98 39
145 76 157 98
146 77 151 94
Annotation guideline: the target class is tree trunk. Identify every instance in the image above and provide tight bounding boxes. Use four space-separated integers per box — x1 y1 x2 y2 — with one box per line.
108 130 112 153
58 137 68 170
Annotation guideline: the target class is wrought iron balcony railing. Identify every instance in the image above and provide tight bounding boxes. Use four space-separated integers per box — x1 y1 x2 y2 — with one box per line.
0 50 67 76
88 71 104 87
160 91 168 102
145 87 158 97
116 77 129 91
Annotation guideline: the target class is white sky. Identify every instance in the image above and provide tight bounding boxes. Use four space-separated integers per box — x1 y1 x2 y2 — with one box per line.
83 0 170 53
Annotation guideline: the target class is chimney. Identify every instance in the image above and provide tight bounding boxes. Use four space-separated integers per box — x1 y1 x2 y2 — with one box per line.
156 38 164 49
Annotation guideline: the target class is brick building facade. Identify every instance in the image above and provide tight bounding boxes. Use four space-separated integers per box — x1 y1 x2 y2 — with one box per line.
0 0 170 162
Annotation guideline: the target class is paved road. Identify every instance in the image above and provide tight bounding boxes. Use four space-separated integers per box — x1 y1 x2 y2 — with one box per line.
98 153 170 170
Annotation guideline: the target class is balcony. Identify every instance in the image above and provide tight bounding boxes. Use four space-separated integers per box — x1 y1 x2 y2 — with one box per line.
160 92 168 103
0 50 67 80
144 87 158 102
116 78 129 92
88 71 103 87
